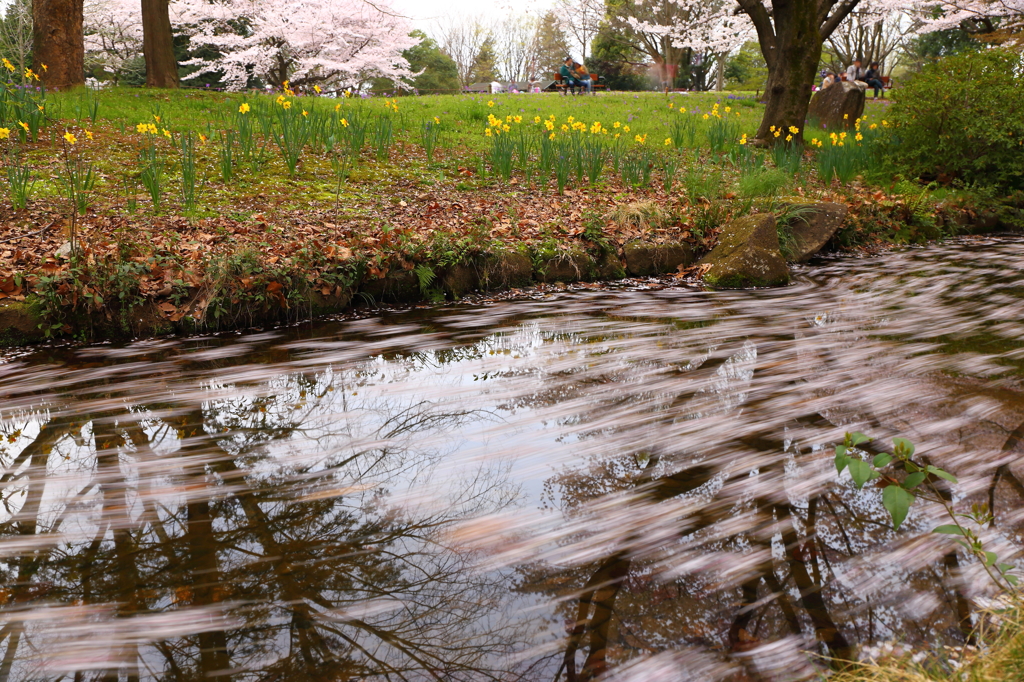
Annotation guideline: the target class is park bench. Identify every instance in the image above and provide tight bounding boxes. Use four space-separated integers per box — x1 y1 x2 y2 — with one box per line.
553 72 604 94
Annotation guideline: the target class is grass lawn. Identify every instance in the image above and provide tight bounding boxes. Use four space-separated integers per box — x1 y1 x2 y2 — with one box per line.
0 86 989 340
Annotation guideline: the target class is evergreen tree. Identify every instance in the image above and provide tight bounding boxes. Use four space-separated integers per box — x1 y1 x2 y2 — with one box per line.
403 30 460 94
531 12 571 78
467 36 497 83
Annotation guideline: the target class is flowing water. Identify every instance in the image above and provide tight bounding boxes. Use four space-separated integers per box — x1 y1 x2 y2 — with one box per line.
4 236 1024 681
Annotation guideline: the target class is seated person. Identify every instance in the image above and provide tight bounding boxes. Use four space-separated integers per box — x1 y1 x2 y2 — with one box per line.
574 62 594 94
559 57 583 95
845 59 868 91
821 72 837 89
864 62 885 99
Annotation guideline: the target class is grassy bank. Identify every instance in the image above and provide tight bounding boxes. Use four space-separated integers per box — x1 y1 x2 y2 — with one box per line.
832 599 1024 682
0 87 1020 344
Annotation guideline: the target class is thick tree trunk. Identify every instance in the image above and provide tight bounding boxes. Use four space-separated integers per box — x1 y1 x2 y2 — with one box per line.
141 0 179 88
32 0 85 90
755 0 823 145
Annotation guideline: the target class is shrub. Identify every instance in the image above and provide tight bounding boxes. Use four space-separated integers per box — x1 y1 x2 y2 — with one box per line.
885 49 1024 191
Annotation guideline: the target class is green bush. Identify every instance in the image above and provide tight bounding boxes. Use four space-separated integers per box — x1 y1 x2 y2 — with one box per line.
885 49 1024 191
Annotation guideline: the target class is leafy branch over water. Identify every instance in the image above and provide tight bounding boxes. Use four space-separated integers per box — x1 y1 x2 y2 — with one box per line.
836 432 1019 590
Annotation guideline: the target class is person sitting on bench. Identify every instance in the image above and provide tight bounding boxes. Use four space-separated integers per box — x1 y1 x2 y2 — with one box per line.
864 62 885 99
574 62 594 94
559 57 583 95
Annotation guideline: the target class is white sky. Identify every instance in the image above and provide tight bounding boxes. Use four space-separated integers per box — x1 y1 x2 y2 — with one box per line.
388 0 558 35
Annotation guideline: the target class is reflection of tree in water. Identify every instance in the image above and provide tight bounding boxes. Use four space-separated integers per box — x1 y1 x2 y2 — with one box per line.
0 357 526 681
501 302 1024 681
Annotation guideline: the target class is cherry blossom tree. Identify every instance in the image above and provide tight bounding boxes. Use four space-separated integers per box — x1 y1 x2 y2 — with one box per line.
174 0 418 91
84 0 145 84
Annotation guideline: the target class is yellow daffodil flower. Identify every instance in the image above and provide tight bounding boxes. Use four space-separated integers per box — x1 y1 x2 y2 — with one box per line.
0 128 10 139
487 100 494 107
664 138 672 146
63 131 76 144
2 58 13 72
85 130 93 140
163 129 171 138
341 118 348 127
313 85 322 94
239 103 250 114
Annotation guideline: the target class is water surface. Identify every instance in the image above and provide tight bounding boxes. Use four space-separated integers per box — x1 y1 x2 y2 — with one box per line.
3 236 1024 681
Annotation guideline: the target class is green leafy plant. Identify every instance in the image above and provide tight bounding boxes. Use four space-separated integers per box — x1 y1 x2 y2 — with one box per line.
421 118 441 163
218 130 235 182
137 138 166 212
885 47 1024 191
4 145 34 210
835 432 1018 589
178 130 199 212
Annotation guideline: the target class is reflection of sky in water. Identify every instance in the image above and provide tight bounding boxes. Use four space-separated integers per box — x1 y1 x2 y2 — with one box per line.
3 237 1024 679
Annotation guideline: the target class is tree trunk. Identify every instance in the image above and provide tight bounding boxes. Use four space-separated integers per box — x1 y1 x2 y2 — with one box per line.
755 0 823 145
32 0 84 90
141 0 179 88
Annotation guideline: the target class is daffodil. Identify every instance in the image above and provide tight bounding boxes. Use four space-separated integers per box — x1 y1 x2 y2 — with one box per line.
239 103 251 114
702 114 709 120
63 131 76 144
0 128 10 139
302 110 309 117
335 103 341 112
434 116 440 124
739 134 747 145
613 121 620 128
282 101 292 109
534 116 541 124
623 125 630 132
788 126 799 134
136 123 148 133
153 115 160 122
40 64 47 72
487 100 494 107
724 106 731 113
664 138 672 146
2 58 13 72
163 129 171 139
18 121 28 131
313 85 322 94
24 69 38 81
85 130 93 140
785 134 792 141
548 132 555 140
341 118 348 127
485 128 492 137
843 113 849 120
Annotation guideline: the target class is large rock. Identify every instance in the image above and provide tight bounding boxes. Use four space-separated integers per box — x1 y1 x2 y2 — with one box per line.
623 241 694 276
778 201 849 262
808 82 865 130
700 214 789 288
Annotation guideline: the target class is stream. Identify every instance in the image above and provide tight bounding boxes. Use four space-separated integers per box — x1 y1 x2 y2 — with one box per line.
3 236 1024 681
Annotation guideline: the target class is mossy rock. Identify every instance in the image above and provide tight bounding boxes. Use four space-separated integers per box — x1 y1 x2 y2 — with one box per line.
776 200 848 262
700 214 790 288
623 241 694 276
441 262 481 298
359 269 420 304
534 248 595 283
479 250 533 289
0 300 44 346
594 252 626 280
